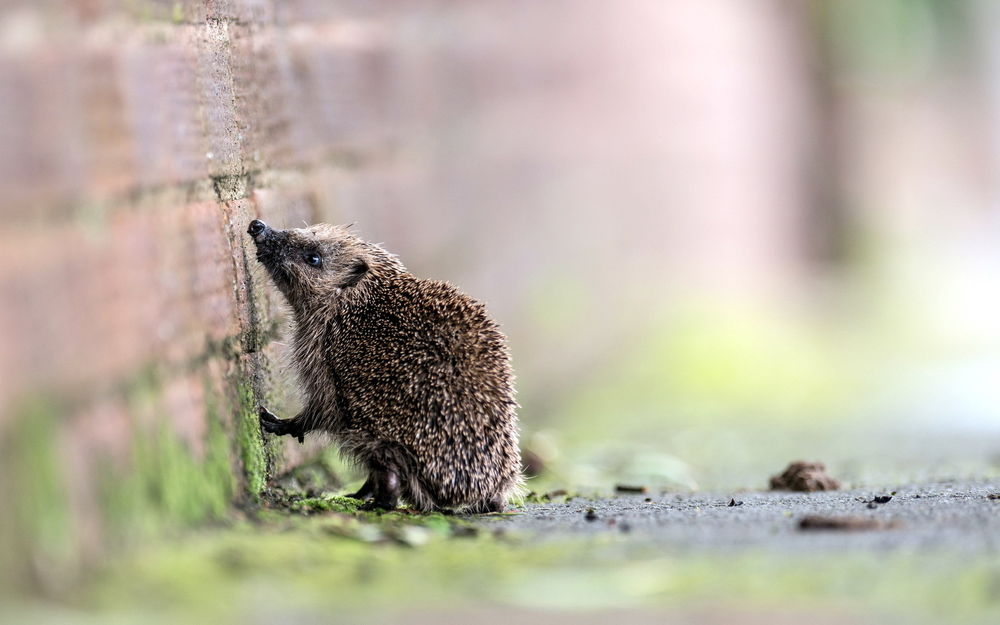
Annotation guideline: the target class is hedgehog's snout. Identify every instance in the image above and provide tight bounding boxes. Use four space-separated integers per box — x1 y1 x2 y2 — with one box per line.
248 219 269 241
248 219 283 266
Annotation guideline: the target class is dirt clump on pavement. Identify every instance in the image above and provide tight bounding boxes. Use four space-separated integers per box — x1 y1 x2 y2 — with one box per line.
769 461 841 492
798 515 899 531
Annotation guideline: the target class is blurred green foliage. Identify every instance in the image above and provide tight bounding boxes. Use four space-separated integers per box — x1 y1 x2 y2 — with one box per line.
819 0 968 81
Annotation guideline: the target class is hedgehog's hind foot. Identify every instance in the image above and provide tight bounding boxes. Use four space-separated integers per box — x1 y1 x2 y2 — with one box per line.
358 470 400 512
358 499 394 512
467 496 505 514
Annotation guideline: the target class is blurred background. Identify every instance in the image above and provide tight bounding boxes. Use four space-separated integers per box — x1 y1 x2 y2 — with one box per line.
1 0 999 612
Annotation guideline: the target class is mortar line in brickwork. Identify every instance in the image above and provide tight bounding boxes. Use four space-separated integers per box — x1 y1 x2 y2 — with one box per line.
12 142 390 226
189 16 269 28
210 172 257 204
0 319 283 425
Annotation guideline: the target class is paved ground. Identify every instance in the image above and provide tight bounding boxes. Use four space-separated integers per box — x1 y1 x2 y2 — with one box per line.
491 480 1000 554
7 479 999 625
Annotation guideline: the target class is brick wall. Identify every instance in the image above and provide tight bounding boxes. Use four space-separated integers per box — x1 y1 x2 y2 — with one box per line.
0 0 401 592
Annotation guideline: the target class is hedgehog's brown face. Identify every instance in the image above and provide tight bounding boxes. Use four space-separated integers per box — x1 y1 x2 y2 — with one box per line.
247 219 369 305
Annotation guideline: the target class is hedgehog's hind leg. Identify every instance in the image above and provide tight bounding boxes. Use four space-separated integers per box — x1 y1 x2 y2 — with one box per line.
345 475 376 501
359 470 400 511
355 442 421 511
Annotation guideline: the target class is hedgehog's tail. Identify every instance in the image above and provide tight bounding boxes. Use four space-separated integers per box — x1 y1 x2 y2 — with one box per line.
503 471 529 508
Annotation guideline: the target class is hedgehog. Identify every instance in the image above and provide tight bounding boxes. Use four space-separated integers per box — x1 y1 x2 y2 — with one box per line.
247 219 524 513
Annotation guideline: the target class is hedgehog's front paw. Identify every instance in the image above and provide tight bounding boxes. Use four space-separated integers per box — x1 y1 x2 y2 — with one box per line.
359 499 397 512
258 406 284 433
259 407 305 443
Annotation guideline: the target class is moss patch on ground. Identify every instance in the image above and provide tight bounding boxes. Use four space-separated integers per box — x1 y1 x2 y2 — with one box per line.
255 486 491 546
4 505 996 625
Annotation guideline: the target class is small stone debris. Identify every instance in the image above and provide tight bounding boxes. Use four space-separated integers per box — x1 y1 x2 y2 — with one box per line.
769 461 841 492
728 498 744 507
615 484 648 494
987 493 1000 500
798 515 898 531
863 493 895 508
644 497 653 503
618 521 632 533
584 507 598 521
547 489 569 498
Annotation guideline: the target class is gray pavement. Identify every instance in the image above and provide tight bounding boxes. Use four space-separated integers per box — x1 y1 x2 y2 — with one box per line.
493 480 1000 554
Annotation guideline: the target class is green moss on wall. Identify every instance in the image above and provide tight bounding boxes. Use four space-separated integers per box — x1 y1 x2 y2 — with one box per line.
0 358 275 597
0 331 289 597
0 398 76 591
234 382 268 502
99 371 238 542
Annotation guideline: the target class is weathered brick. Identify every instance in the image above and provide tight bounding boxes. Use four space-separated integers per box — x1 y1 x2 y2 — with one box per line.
0 198 248 416
0 50 87 221
228 24 300 170
160 372 209 456
278 0 391 24
223 19 392 173
0 25 211 222
197 20 244 179
119 27 208 188
189 203 241 341
155 201 241 364
79 0 275 25
79 48 137 196
0 225 129 411
285 22 392 154
219 198 261 344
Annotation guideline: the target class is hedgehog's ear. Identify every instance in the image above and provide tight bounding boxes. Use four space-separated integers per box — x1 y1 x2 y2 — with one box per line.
340 258 369 287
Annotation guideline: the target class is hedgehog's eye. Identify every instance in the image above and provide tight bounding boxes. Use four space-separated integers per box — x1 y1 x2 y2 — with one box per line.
304 252 322 267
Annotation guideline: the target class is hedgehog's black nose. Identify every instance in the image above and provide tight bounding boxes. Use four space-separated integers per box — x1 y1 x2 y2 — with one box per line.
248 219 267 237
